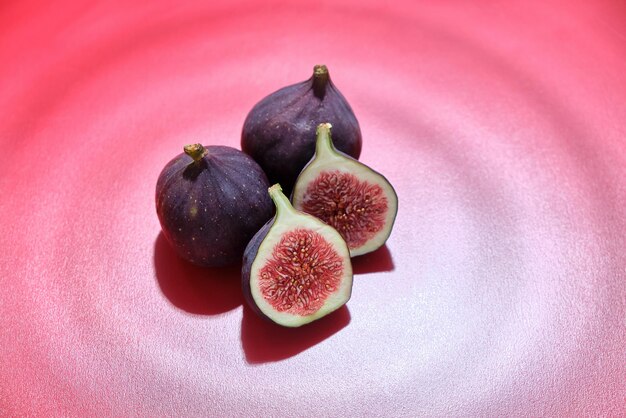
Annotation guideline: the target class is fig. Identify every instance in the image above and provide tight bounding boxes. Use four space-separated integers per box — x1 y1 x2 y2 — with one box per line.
292 123 398 257
155 144 273 267
242 184 353 327
241 65 362 194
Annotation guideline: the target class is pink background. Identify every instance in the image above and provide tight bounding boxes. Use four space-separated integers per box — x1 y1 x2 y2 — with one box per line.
1 0 624 416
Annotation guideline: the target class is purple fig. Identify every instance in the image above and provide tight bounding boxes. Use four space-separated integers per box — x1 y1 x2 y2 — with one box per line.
156 144 273 267
241 65 362 194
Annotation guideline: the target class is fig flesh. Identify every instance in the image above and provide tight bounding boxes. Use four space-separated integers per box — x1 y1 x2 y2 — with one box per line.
241 65 362 195
156 144 273 267
292 124 398 257
242 184 353 327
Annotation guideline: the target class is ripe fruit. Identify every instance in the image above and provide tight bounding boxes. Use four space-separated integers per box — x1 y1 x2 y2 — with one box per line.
241 65 362 194
292 123 398 257
156 144 273 267
242 184 353 327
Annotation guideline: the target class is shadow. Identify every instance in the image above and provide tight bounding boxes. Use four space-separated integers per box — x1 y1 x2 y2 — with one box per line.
351 244 395 275
153 232 243 315
241 304 351 364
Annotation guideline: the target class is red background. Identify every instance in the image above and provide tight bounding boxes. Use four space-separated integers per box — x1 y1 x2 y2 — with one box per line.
1 0 625 416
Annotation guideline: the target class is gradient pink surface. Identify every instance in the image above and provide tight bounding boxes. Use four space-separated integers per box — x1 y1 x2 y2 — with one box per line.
1 1 625 416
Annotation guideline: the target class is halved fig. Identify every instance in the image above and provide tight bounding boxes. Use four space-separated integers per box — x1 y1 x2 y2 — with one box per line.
241 65 362 195
292 123 398 257
242 184 353 327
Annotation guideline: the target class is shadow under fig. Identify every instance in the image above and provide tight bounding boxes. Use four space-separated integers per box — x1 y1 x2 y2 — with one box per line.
153 232 243 315
351 244 395 275
241 304 351 364
154 231 353 362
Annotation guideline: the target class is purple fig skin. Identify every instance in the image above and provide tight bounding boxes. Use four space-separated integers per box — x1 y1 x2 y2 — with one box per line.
241 65 362 195
156 145 274 267
241 220 274 322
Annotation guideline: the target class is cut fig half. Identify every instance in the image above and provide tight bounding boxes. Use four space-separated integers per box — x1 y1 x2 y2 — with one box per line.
242 184 353 327
292 123 398 257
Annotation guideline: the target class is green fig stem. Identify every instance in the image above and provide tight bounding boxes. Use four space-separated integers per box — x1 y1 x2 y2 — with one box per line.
312 64 330 99
184 144 208 162
268 184 297 220
315 122 336 158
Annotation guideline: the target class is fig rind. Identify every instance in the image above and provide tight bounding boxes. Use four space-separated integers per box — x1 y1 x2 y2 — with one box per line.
242 220 273 321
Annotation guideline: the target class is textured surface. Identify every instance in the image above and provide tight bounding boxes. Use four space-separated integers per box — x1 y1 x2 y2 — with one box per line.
0 0 625 416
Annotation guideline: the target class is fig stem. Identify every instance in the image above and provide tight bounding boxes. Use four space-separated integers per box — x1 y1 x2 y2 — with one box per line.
312 64 329 99
315 123 336 158
268 184 297 219
184 144 208 162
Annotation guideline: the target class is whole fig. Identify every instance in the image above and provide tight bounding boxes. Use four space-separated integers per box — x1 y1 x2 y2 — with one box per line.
241 65 362 194
156 144 274 267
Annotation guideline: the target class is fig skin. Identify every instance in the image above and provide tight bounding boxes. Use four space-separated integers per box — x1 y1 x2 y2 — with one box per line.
242 220 273 322
241 65 362 195
156 144 274 267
